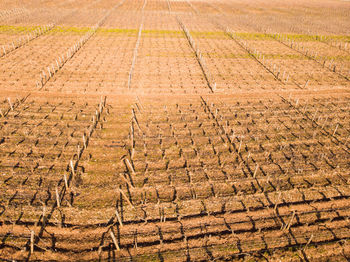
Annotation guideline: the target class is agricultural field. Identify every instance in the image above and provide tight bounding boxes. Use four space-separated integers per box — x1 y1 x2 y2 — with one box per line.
0 0 349 261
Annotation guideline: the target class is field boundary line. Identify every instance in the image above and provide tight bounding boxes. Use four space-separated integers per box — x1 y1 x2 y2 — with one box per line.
176 17 216 93
127 0 147 90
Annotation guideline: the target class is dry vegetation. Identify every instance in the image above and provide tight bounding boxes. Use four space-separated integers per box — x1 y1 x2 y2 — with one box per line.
0 0 349 261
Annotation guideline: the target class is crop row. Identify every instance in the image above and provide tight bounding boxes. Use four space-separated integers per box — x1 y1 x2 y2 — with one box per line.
0 95 108 260
0 96 107 227
63 94 347 260
0 0 110 57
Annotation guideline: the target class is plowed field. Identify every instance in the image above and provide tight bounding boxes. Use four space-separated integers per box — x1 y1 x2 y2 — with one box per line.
0 0 349 261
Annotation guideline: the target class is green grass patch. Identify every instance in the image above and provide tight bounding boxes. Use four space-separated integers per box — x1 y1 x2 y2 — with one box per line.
261 53 305 59
143 29 184 38
281 33 350 42
97 28 138 36
143 52 196 58
98 29 184 37
191 30 226 39
50 26 92 35
236 32 271 40
1 24 349 43
314 54 350 61
232 31 350 42
0 25 41 34
201 52 308 60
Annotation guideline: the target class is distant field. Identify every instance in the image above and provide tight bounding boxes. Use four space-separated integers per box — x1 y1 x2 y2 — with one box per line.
0 0 349 261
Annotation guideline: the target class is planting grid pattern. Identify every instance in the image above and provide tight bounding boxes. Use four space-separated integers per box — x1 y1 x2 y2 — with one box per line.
0 0 349 261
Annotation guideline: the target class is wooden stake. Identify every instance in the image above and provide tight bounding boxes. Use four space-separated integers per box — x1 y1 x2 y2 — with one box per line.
97 245 103 257
274 192 281 212
136 96 144 110
253 164 259 178
64 173 69 190
134 230 138 249
30 230 34 254
312 109 318 121
238 139 242 153
124 158 136 175
303 234 313 251
322 116 328 129
285 73 289 83
333 124 338 136
7 98 13 111
119 188 134 208
70 160 75 176
109 230 120 251
286 210 296 231
83 134 87 149
115 209 123 227
119 173 134 189
55 187 60 208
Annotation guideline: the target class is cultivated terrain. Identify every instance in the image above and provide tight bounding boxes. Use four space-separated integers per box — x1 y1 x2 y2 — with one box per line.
0 0 349 261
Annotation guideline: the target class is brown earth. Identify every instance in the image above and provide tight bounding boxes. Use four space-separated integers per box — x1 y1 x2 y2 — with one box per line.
0 0 350 261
